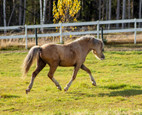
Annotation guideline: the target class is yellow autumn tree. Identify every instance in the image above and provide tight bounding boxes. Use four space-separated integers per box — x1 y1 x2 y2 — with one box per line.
53 0 81 23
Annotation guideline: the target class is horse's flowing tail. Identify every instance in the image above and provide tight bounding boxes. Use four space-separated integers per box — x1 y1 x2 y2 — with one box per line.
22 46 41 77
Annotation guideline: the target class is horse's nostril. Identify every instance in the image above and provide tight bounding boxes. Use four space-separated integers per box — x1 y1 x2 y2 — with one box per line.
101 55 105 60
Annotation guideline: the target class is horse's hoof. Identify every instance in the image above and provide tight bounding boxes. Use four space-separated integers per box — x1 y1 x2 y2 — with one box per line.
26 89 30 94
58 87 62 91
92 82 97 86
64 87 68 92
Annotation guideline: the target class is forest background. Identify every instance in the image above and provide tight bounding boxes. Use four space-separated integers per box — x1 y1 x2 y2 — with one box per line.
0 0 142 27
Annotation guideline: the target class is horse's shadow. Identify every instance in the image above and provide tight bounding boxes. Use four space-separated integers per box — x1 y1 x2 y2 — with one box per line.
99 89 142 97
67 91 96 98
68 89 142 98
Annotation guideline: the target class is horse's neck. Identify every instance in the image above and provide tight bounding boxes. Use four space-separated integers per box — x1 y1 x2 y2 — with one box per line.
78 40 92 54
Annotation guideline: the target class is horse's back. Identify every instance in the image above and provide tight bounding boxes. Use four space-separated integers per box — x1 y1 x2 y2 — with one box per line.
40 43 80 66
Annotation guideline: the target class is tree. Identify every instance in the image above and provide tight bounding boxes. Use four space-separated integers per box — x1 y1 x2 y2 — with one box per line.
23 0 26 25
122 0 126 28
116 0 120 28
48 0 52 23
8 0 16 26
1 0 142 27
131 0 134 19
128 0 131 19
105 0 108 28
3 0 6 33
108 0 111 20
106 0 108 21
99 0 101 20
39 0 48 32
139 0 142 27
19 0 22 25
39 0 43 32
43 0 48 24
53 0 81 23
39 0 43 25
102 0 105 20
128 0 131 28
108 0 111 29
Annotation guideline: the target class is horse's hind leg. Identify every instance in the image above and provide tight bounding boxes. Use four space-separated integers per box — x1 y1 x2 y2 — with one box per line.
81 64 96 86
48 64 62 90
26 58 46 94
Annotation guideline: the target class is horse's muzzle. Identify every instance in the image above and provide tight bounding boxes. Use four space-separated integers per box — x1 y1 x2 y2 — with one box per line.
100 55 105 60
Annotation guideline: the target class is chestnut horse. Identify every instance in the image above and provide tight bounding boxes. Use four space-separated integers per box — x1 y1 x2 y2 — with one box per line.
22 35 105 94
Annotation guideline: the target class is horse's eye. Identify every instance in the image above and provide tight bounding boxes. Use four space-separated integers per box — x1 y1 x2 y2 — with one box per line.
102 49 104 52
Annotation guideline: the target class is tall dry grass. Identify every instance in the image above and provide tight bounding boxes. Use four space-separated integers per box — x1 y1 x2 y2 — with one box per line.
1 31 142 50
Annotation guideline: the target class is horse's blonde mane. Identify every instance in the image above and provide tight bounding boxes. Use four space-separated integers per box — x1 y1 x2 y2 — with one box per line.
74 35 94 42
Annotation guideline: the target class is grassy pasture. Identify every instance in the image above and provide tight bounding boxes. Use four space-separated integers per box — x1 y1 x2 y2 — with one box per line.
0 51 142 114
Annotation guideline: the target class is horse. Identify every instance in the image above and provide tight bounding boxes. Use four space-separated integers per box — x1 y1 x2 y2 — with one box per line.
22 35 105 94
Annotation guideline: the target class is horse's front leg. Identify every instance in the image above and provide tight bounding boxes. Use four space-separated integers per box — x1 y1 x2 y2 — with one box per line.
81 64 96 86
64 65 80 91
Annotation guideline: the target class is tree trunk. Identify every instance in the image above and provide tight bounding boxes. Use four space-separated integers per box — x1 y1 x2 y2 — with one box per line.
40 0 43 24
40 0 43 32
122 0 126 29
102 0 105 20
8 0 16 26
23 0 26 25
43 0 47 24
99 0 101 20
131 0 134 19
3 0 6 34
108 0 111 29
139 0 142 27
19 0 22 25
106 0 108 29
48 0 52 23
116 0 120 28
128 0 131 28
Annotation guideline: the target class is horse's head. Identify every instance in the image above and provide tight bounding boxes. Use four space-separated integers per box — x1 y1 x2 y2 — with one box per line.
92 38 105 60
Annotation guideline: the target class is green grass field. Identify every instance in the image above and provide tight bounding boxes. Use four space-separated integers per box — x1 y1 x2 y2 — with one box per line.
0 51 142 114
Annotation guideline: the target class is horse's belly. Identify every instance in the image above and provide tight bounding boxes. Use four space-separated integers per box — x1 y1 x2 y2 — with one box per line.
59 60 76 67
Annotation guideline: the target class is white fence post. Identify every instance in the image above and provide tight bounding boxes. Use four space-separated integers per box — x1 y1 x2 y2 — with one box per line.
134 18 137 44
60 23 63 44
1 19 142 44
97 21 100 39
25 25 28 49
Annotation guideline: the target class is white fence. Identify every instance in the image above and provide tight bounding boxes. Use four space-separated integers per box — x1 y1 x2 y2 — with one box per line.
0 18 142 49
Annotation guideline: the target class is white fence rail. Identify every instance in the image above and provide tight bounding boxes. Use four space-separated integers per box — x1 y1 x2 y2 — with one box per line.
0 18 142 49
